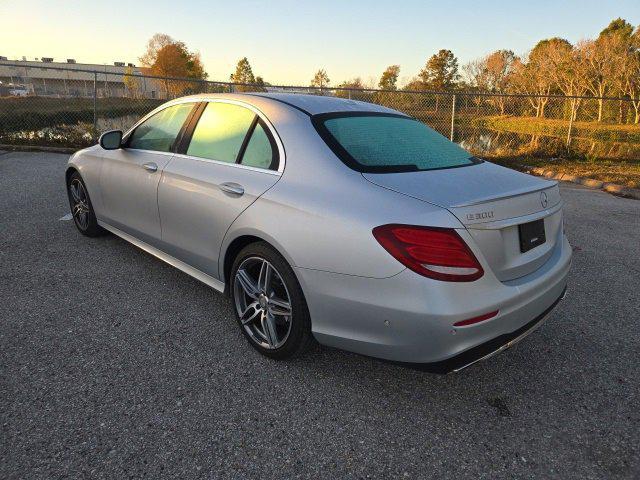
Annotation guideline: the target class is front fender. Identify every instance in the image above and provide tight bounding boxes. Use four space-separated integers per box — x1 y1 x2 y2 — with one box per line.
65 145 105 216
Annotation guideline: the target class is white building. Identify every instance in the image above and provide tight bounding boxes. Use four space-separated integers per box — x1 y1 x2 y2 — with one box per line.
0 57 162 98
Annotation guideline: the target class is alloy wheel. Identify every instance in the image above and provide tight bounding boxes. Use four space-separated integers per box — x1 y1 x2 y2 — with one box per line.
233 257 293 349
69 178 90 230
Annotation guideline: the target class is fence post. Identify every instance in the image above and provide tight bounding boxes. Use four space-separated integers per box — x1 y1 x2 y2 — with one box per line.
566 99 574 150
450 94 456 142
93 72 98 141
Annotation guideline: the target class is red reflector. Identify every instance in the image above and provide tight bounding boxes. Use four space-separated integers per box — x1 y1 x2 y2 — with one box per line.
453 310 499 327
372 224 484 282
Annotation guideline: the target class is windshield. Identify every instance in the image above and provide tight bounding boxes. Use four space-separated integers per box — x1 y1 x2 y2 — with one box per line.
313 113 479 173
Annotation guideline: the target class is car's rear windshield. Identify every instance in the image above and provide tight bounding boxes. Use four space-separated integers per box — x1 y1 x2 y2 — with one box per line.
313 113 478 173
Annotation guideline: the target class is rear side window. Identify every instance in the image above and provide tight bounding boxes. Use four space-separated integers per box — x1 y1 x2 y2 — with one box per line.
128 103 194 152
240 121 277 170
313 113 477 173
187 102 255 163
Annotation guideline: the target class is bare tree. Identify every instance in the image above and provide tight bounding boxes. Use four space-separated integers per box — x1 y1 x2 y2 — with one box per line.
546 39 589 121
139 33 174 67
507 40 565 118
603 21 640 123
461 58 484 88
581 36 622 121
617 47 640 123
465 50 517 114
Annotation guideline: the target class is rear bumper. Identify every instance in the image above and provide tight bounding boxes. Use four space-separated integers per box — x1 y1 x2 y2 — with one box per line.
296 233 572 367
404 287 566 373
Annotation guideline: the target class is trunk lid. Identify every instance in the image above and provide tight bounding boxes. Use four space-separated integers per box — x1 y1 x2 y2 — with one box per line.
363 161 563 281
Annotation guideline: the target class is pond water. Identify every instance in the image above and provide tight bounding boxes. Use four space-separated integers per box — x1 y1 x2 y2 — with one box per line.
456 127 640 160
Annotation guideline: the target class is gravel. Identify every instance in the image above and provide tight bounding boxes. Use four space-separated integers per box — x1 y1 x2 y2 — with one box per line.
1 152 638 479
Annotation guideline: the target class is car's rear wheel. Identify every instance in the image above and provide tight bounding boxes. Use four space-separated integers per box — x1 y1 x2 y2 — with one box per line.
66 171 106 237
231 242 314 359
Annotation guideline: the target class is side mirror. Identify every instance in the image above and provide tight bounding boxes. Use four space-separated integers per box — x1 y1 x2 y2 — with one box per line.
99 130 123 150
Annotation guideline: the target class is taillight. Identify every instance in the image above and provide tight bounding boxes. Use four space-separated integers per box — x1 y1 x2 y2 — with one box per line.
372 224 484 282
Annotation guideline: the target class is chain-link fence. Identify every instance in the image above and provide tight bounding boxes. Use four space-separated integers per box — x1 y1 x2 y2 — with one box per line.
1 62 639 160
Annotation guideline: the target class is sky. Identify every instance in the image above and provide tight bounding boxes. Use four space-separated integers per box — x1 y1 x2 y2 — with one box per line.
2 0 639 85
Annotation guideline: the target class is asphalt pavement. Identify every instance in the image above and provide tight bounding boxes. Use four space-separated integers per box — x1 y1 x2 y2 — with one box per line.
1 151 638 479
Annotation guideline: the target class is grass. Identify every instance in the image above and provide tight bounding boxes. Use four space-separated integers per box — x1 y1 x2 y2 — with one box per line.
474 116 640 144
492 156 640 189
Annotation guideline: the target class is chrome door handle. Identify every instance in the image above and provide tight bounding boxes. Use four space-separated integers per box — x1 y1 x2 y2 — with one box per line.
142 162 158 172
219 182 244 196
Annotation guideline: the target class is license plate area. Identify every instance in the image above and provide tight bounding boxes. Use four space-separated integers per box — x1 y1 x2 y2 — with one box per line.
518 219 546 253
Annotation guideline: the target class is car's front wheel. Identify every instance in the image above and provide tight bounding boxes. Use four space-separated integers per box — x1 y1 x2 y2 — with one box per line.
66 171 106 237
230 242 314 359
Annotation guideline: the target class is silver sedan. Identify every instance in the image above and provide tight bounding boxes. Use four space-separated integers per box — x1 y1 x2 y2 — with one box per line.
66 93 571 372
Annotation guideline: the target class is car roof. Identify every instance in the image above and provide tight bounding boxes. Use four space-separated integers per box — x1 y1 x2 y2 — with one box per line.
246 92 404 116
179 92 405 117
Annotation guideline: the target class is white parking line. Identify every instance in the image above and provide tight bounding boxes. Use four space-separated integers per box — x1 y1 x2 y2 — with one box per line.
59 213 73 221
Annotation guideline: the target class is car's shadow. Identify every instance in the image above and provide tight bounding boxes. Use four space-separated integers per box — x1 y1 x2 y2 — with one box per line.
98 229 600 418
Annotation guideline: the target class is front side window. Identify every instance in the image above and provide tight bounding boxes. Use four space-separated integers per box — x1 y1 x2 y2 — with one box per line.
313 113 478 173
127 103 194 152
187 102 255 163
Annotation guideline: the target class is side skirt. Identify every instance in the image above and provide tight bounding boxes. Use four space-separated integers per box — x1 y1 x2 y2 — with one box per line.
98 221 226 293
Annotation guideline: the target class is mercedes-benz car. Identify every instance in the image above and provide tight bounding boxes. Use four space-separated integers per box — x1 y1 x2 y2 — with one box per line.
66 93 571 373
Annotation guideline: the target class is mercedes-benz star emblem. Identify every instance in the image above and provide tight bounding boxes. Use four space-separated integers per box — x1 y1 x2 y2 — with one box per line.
540 191 548 208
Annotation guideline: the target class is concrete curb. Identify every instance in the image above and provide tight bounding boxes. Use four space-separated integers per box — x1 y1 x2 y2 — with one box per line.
526 166 640 200
0 144 77 154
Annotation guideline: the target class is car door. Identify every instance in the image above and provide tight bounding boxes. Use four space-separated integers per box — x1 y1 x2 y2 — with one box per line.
99 102 196 246
158 100 283 278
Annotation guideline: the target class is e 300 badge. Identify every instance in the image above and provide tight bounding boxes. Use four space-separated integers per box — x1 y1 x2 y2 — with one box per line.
466 211 495 221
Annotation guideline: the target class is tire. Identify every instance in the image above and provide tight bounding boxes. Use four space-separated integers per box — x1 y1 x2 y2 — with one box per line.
230 242 314 359
66 171 107 237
